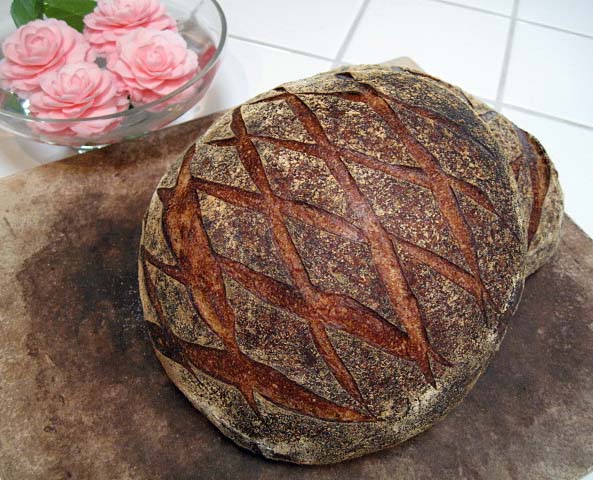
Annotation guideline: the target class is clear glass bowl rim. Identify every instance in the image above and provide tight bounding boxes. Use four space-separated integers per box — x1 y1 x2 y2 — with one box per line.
0 0 227 124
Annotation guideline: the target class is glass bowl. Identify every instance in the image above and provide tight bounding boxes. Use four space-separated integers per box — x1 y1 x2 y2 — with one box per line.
0 0 227 150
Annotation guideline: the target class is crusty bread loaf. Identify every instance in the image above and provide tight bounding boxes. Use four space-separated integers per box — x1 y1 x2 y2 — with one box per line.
139 66 527 464
375 61 564 277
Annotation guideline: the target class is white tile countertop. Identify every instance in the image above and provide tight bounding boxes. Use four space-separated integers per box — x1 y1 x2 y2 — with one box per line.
1 0 592 244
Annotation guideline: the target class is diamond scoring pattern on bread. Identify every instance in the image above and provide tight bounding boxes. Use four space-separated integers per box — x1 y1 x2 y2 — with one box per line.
140 68 524 428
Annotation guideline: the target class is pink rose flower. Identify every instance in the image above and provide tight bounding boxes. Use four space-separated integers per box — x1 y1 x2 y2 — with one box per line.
84 0 177 55
0 19 96 97
29 62 129 137
107 28 198 106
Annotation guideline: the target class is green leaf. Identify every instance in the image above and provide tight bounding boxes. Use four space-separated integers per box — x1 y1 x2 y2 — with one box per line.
10 0 44 28
1 92 26 115
43 0 96 32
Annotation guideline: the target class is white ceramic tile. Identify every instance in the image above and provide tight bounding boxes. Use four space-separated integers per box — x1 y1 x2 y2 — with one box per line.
344 0 510 99
501 107 593 238
518 0 593 38
216 0 365 58
445 0 514 16
194 37 332 117
14 139 73 166
504 22 593 127
478 97 497 109
0 134 43 178
0 133 74 178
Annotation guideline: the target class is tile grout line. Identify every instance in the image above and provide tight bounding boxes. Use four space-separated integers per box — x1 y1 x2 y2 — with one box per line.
430 0 593 41
331 0 372 67
502 103 593 131
494 0 519 111
229 16 592 131
228 5 593 65
517 19 593 41
227 34 334 62
427 0 510 18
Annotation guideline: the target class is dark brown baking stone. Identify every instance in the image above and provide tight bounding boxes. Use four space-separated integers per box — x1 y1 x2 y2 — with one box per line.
0 106 592 480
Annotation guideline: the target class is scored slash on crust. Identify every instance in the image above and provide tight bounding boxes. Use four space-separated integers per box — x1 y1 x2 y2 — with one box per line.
511 128 552 246
140 70 518 421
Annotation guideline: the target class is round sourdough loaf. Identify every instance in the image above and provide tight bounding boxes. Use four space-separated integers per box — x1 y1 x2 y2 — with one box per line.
139 66 527 464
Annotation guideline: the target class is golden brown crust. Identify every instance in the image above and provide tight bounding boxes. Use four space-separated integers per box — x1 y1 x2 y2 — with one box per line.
139 67 526 464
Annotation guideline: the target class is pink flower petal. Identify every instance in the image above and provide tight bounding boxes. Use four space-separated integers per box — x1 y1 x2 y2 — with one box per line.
29 62 129 137
0 19 95 97
83 0 177 54
107 27 199 106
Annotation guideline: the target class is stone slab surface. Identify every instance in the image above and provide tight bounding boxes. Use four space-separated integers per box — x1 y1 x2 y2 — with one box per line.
0 68 592 480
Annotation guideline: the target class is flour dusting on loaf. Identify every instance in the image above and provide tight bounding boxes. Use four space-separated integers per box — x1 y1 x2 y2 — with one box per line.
138 66 533 464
